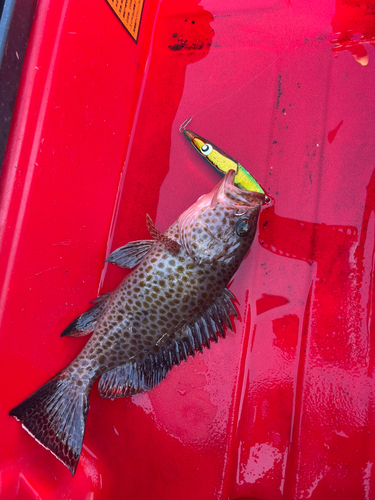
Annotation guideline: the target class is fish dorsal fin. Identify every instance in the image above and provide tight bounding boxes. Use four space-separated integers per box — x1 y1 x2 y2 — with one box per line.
106 240 154 268
98 289 237 398
146 214 180 253
61 293 111 337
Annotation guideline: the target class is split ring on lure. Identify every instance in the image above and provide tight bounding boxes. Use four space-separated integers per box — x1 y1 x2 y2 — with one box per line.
183 128 268 198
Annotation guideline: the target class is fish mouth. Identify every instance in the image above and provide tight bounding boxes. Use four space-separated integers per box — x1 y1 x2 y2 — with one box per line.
215 169 267 205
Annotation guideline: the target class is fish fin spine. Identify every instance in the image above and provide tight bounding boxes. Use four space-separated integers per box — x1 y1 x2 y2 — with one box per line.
146 214 180 253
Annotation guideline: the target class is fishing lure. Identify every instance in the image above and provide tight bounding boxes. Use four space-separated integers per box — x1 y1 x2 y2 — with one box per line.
183 128 266 194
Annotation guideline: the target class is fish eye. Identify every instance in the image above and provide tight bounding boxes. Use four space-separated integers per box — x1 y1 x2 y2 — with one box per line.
200 143 213 156
236 219 250 237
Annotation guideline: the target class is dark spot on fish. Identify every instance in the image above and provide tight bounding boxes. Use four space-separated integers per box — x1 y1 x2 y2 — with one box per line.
98 355 106 365
158 262 165 269
146 266 152 273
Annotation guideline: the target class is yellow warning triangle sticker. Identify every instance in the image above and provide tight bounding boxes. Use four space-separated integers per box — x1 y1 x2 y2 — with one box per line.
106 0 145 42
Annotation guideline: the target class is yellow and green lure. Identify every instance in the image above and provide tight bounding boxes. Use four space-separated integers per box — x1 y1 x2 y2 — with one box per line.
183 129 265 194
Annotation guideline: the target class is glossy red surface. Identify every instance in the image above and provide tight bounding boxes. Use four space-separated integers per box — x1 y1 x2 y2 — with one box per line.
1 0 375 498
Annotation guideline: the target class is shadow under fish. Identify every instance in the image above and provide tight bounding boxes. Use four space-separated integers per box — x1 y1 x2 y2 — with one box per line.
9 169 267 475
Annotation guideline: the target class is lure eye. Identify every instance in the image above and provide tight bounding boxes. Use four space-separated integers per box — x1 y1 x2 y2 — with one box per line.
200 143 213 156
236 219 250 237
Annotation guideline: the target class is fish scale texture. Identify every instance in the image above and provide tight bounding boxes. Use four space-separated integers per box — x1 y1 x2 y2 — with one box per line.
9 171 265 474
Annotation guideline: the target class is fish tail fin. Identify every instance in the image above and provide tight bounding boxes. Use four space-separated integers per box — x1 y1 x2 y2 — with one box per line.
9 371 90 475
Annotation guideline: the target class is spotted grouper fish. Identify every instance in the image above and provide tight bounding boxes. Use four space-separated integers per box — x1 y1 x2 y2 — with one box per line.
9 169 267 475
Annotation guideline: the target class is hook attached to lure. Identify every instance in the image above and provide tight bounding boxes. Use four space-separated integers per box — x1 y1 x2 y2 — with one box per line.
183 128 267 196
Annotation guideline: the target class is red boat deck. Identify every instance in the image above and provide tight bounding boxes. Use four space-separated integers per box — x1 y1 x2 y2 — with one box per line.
1 0 375 498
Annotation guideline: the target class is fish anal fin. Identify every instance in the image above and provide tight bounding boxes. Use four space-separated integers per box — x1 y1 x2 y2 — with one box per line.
146 215 180 253
61 293 111 337
98 288 237 398
9 372 89 475
99 353 169 398
106 240 154 268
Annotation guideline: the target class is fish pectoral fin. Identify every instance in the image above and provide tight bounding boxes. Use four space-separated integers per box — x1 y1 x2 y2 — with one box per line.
105 240 154 268
98 289 238 399
146 214 180 253
61 292 111 337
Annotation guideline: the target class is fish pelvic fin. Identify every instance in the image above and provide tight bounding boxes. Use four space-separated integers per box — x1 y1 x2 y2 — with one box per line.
61 293 111 337
9 371 90 475
146 214 180 253
98 289 237 398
